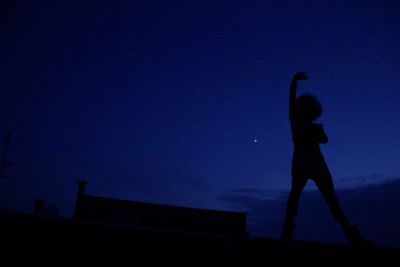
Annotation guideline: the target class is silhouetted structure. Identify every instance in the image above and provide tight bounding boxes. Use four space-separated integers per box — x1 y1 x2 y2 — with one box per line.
33 198 45 215
74 181 248 236
281 72 370 245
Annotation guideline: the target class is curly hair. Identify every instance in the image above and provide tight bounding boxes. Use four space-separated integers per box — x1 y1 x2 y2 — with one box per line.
295 94 322 121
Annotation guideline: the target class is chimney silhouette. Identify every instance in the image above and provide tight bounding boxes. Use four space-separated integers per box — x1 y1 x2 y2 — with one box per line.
74 180 87 218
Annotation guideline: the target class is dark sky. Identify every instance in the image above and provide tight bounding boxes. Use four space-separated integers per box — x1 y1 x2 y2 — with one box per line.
1 0 400 247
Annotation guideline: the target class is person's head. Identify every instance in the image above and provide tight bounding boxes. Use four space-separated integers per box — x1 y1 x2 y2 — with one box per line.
296 94 322 122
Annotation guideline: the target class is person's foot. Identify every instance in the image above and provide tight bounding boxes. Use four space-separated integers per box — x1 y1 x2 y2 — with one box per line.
345 225 373 246
280 222 295 240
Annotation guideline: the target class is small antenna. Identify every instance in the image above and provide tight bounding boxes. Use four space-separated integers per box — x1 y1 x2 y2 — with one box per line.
0 131 16 179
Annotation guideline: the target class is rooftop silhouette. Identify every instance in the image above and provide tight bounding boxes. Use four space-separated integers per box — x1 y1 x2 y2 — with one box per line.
74 181 248 236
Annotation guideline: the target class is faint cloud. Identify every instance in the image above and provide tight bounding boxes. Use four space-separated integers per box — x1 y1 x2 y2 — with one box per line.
217 187 287 209
337 173 385 189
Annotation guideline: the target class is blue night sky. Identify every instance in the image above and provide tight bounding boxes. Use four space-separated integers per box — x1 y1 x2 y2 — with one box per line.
1 0 400 247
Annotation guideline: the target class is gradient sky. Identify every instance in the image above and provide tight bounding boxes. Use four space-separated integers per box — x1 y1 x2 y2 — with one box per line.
1 0 400 247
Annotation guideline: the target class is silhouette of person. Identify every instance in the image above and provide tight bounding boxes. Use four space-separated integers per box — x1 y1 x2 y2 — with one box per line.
281 72 370 245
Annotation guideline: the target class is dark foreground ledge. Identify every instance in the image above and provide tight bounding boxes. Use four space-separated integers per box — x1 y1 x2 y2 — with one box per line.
1 211 398 266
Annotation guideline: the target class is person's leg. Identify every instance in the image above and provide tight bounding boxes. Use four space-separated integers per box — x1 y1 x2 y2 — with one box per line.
314 176 370 244
281 175 307 239
313 175 350 229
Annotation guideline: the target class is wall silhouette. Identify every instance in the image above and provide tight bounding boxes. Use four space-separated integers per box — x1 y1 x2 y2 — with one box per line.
74 181 247 236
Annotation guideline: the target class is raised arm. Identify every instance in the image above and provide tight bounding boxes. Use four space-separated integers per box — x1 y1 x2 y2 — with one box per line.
289 72 308 121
